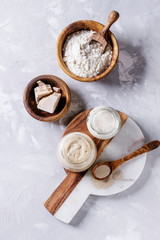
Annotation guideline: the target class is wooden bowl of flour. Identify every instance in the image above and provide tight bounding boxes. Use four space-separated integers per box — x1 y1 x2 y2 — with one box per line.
56 20 119 82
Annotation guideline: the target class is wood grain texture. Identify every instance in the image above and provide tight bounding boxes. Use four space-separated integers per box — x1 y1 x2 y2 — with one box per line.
100 11 119 36
89 11 119 53
92 140 160 180
23 75 71 122
44 109 128 215
123 140 160 162
56 20 119 82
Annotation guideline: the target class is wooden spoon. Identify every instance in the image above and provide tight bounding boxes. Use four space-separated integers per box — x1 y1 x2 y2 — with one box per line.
92 140 160 180
89 11 119 53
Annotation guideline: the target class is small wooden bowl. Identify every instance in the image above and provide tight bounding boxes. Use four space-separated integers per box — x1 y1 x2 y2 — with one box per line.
23 75 71 122
56 20 119 82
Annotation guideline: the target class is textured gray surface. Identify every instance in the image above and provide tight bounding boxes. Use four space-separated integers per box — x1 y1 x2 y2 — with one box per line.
0 0 160 239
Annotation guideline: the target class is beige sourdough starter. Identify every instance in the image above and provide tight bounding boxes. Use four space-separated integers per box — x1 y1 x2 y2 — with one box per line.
63 30 112 78
57 132 97 172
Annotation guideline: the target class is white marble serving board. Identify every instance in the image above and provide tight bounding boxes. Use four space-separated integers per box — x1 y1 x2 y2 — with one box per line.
53 117 146 223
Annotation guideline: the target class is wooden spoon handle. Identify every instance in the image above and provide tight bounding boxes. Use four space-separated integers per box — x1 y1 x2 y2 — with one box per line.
44 171 86 215
92 140 160 180
122 140 160 163
100 11 119 36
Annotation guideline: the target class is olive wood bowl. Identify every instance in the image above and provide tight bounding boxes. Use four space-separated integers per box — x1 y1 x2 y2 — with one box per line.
23 75 71 122
56 20 119 82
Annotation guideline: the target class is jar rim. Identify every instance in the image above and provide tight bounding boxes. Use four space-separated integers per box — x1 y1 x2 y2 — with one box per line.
57 132 97 172
87 106 121 140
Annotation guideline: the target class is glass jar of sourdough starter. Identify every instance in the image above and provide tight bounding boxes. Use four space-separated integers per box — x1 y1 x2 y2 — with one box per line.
57 132 97 172
87 106 121 140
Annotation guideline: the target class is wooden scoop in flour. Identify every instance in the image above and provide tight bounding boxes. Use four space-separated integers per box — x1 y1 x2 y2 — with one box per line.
89 11 119 53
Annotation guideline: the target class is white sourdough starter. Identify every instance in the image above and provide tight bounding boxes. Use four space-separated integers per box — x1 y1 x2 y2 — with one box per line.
91 109 115 133
63 135 91 164
63 30 112 77
57 132 97 172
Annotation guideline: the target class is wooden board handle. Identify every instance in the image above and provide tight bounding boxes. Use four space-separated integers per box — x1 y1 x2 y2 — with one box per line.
44 171 86 215
44 110 128 217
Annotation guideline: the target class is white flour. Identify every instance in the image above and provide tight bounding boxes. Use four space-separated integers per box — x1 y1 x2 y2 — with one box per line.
63 30 112 78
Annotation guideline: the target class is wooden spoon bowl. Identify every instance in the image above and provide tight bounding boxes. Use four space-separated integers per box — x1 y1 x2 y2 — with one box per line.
23 75 71 122
92 140 160 180
56 20 119 82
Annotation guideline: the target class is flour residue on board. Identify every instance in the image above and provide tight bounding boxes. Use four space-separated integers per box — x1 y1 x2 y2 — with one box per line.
92 168 123 189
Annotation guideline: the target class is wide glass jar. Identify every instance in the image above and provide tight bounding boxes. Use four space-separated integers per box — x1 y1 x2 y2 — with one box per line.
87 106 121 140
57 132 97 172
